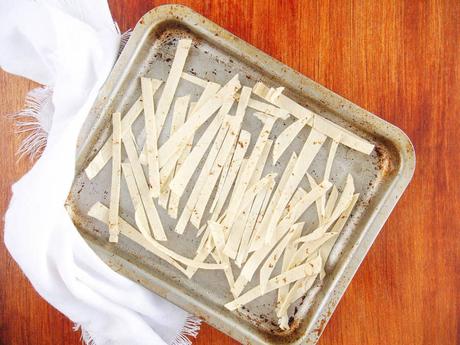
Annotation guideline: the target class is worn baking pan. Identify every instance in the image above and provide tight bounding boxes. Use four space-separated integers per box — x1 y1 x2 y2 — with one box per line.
67 5 415 345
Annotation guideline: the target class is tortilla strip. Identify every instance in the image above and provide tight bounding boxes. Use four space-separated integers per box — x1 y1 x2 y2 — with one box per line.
277 222 303 308
232 181 330 296
235 180 274 267
190 120 242 228
289 233 338 269
259 224 301 293
248 139 273 189
277 273 319 329
181 72 209 88
175 117 232 234
158 75 241 167
247 98 289 119
253 82 374 155
85 80 162 179
168 98 234 197
225 255 322 311
272 117 310 163
324 185 339 219
281 188 307 219
249 152 298 253
122 132 167 241
141 77 162 197
210 131 250 217
209 222 236 293
223 113 276 230
263 129 327 245
88 202 226 272
108 112 122 242
158 95 190 208
315 139 340 221
121 162 152 239
155 39 192 134
222 192 256 260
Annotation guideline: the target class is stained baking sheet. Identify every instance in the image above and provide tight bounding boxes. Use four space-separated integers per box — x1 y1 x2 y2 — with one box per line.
67 5 415 345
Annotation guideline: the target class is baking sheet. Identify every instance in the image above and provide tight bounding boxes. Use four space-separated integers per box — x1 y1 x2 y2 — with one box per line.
67 5 415 345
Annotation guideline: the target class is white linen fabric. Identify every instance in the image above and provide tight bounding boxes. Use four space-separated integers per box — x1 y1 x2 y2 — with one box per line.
0 1 200 344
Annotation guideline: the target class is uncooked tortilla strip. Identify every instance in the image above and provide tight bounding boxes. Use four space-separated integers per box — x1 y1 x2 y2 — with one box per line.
253 82 314 121
235 180 274 267
317 194 359 277
223 172 277 257
175 118 232 234
313 115 373 155
253 82 374 155
85 87 160 179
324 185 339 219
276 181 332 238
289 232 337 269
281 188 307 219
168 102 198 218
264 129 327 244
247 98 289 119
224 113 276 229
324 139 339 181
190 117 243 228
277 272 319 328
277 223 303 307
222 198 253 260
330 193 359 234
108 112 122 242
158 145 186 189
210 131 250 217
234 86 252 122
248 139 273 189
181 72 209 88
88 203 225 274
158 75 240 167
139 142 148 166
233 181 330 296
225 255 322 311
157 96 198 183
259 223 301 293
210 140 236 212
246 176 276 254
191 82 221 114
209 222 236 293
307 174 325 225
122 132 167 241
189 85 250 224
317 139 339 219
249 152 298 252
155 39 192 134
295 177 354 245
121 162 152 240
141 77 161 198
168 98 234 197
158 95 190 209
272 117 310 164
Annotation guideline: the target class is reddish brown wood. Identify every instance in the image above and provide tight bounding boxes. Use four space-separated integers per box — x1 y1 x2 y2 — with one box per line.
1 1 459 344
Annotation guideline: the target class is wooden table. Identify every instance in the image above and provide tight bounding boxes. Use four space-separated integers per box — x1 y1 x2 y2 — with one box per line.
1 1 458 344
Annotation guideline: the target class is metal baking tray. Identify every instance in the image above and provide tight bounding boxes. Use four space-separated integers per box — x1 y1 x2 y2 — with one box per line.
67 5 415 345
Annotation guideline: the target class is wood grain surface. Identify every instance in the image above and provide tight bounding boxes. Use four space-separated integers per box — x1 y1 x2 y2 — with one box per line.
1 1 459 344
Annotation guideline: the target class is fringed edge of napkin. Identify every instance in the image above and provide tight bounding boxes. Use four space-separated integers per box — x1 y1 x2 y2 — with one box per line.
74 315 202 345
11 85 53 160
13 28 132 161
171 315 202 345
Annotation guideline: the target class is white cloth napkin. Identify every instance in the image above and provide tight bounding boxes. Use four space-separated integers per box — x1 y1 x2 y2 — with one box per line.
0 1 200 344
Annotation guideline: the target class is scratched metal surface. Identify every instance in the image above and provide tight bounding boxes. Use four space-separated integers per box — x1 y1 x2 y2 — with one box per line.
67 5 415 345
